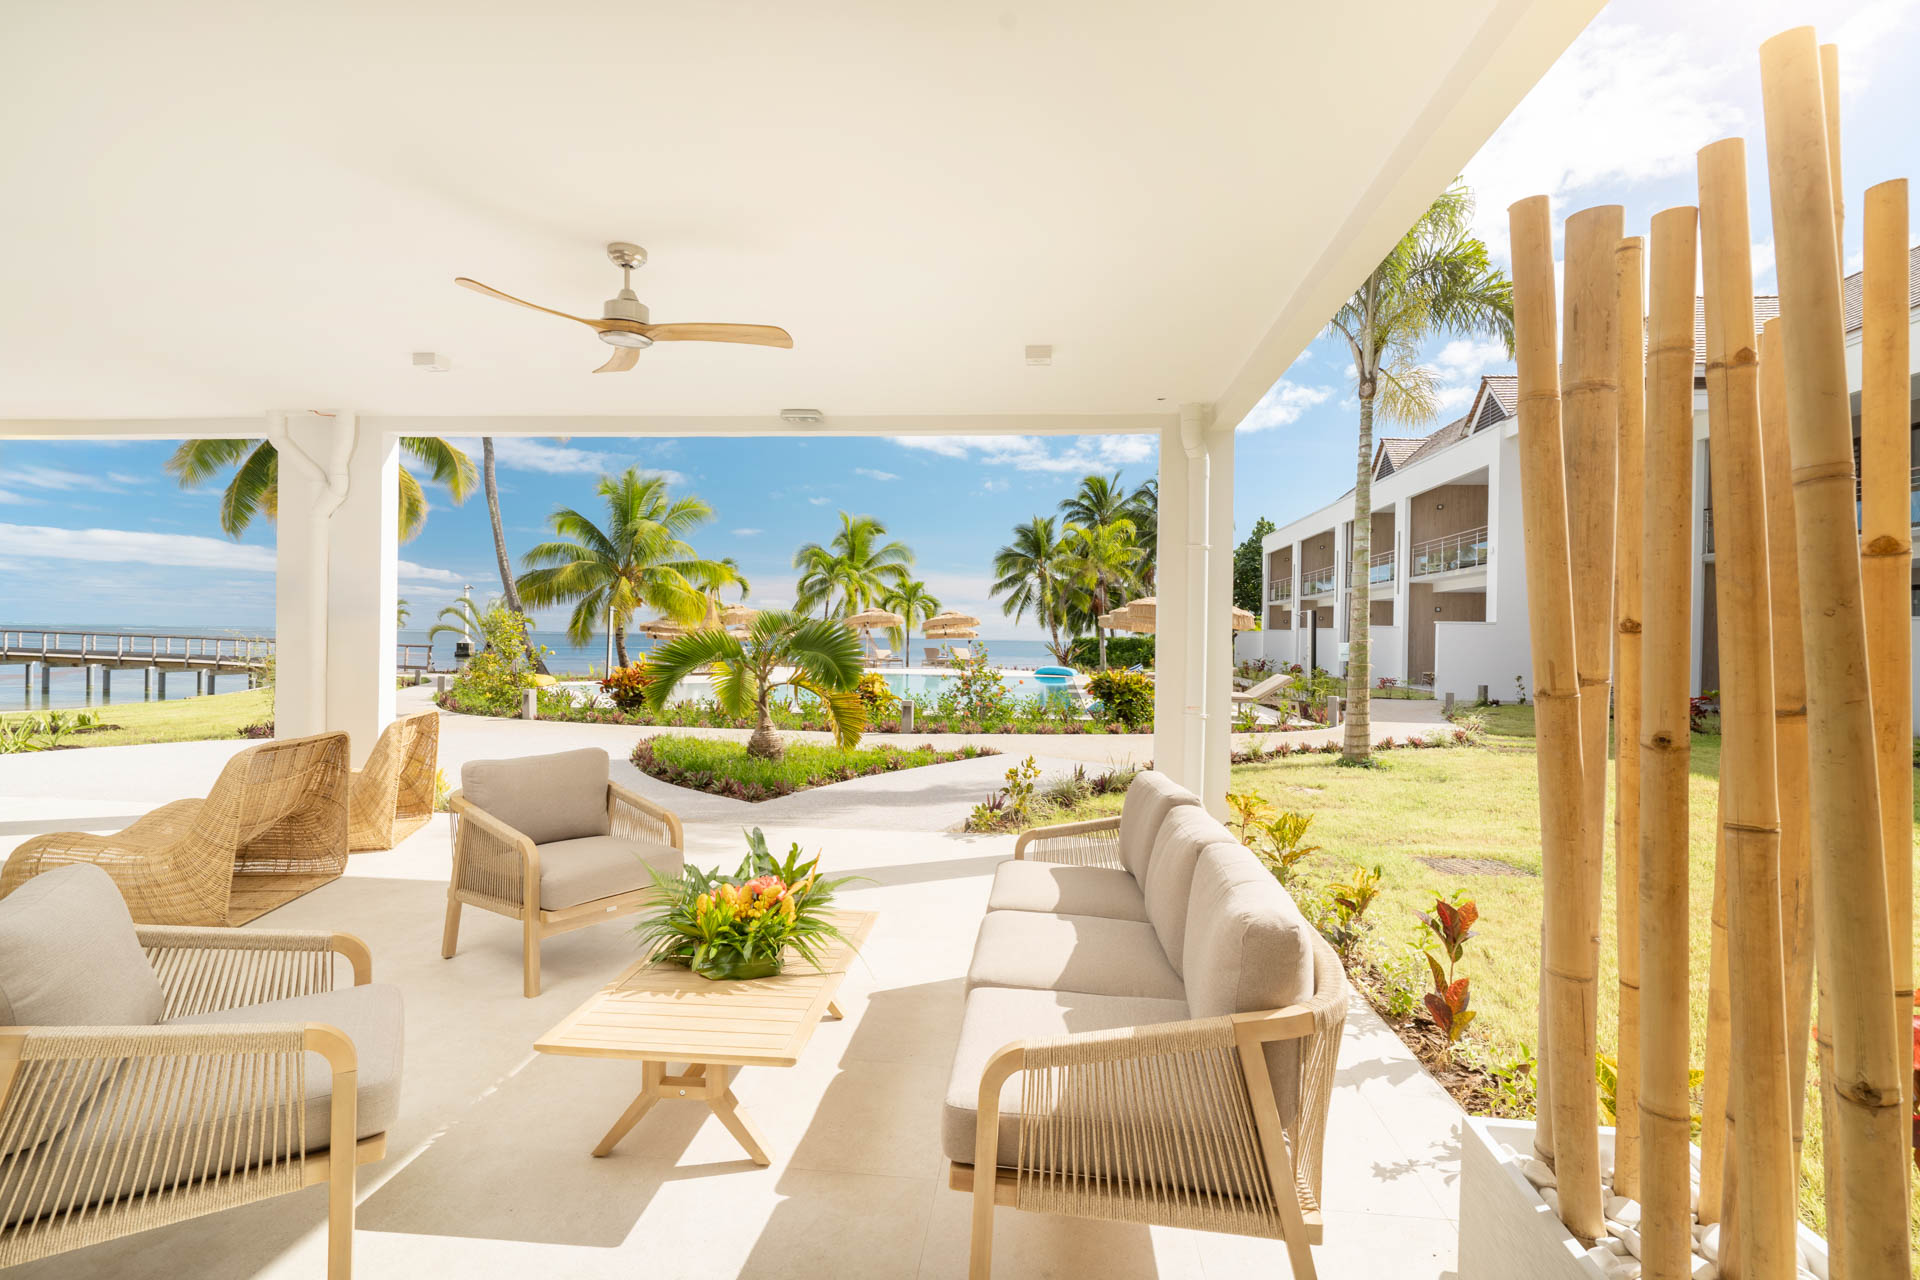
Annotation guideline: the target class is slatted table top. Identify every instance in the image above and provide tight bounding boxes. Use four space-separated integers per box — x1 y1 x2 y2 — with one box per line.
533 911 877 1068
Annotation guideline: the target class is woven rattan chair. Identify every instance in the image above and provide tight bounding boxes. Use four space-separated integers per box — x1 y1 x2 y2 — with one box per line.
443 748 684 997
0 732 351 926
0 865 398 1279
348 711 440 851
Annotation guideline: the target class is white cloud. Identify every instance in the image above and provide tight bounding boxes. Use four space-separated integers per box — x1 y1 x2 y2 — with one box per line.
468 437 687 485
807 496 832 506
1425 337 1513 417
1239 379 1335 433
981 478 1009 493
854 467 900 482
894 434 1154 473
0 523 275 571
732 527 764 537
4 464 103 491
106 472 154 486
0 489 25 504
397 560 466 584
1434 383 1481 413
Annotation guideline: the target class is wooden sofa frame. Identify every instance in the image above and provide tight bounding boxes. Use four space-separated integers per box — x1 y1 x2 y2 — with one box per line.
443 781 684 997
0 928 386 1279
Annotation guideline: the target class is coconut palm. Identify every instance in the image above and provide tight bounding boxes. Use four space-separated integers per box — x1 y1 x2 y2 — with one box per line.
646 610 866 759
1059 518 1140 670
990 516 1075 662
1059 472 1135 534
479 437 551 675
426 597 487 648
1325 178 1512 761
791 513 914 618
881 579 942 656
1124 478 1159 586
515 468 740 666
165 437 476 542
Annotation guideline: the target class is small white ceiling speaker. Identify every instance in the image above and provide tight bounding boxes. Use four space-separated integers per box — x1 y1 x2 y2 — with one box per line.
779 408 825 424
1025 344 1053 366
412 352 452 372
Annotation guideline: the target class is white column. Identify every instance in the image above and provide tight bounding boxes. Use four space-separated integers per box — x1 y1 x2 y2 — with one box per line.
1153 427 1191 785
273 411 331 739
1203 422 1234 818
1178 404 1210 796
326 425 398 766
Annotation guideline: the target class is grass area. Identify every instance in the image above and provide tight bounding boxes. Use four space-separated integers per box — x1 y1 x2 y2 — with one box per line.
630 734 995 801
0 688 273 749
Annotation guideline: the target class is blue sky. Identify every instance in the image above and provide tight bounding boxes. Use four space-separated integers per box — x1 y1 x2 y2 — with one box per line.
2 0 1915 640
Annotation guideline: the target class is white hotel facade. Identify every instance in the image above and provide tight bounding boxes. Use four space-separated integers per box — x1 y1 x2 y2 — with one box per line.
1238 252 1920 715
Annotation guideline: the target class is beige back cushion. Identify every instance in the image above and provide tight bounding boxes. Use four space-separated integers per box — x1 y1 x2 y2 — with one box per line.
1116 770 1200 881
462 748 611 845
1141 806 1236 976
1183 843 1317 1122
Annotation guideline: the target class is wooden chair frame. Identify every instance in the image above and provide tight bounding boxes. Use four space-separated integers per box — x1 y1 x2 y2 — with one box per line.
0 928 386 1279
442 782 684 997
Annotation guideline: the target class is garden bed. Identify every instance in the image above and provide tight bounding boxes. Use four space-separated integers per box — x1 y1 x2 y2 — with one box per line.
629 735 997 801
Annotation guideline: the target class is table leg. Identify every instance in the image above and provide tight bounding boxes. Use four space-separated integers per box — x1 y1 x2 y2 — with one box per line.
827 1000 845 1020
592 1061 664 1157
707 1084 773 1166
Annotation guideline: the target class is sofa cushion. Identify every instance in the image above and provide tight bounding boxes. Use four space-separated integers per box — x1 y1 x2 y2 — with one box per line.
941 986 1190 1167
461 748 611 845
986 860 1147 922
1141 807 1236 976
1116 770 1199 881
536 835 682 911
4 982 406 1226
966 910 1184 1002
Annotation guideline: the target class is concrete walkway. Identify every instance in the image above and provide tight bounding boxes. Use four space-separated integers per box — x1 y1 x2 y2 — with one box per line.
0 699 1472 1279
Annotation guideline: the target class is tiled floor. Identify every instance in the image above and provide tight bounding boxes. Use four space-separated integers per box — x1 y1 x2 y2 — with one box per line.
0 714 1470 1279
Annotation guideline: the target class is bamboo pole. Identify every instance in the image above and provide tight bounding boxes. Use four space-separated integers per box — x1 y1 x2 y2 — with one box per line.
1699 811 1732 1226
1820 43 1843 275
1638 204 1699 1280
1698 134 1797 1280
1758 317 1816 1170
1510 193 1604 1245
1611 232 1646 1203
1760 27 1910 1274
1860 178 1913 1147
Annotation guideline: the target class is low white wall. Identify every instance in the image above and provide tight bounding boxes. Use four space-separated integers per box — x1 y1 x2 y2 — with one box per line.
1431 619 1532 704
1361 624 1404 684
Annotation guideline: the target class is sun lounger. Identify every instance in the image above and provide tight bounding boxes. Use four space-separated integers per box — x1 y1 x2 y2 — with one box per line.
1231 672 1292 706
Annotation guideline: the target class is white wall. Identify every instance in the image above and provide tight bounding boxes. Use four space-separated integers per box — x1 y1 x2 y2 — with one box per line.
1430 431 1532 702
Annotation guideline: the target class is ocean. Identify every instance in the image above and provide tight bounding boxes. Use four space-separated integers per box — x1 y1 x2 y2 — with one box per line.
3 624 1063 711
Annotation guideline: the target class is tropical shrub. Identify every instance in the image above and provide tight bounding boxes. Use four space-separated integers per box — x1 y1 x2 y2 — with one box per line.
1068 635 1154 670
646 610 865 759
1251 811 1321 885
1418 895 1478 1049
944 647 1009 722
447 604 540 714
1325 863 1384 958
599 660 654 712
631 735 982 801
1086 669 1153 729
1002 755 1041 823
856 670 900 716
1224 791 1273 843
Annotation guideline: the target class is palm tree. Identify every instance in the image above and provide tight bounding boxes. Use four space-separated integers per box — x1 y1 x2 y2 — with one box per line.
1124 478 1159 587
480 437 551 675
881 578 942 657
515 468 740 666
791 513 914 618
990 516 1074 662
1326 178 1512 761
646 611 866 759
1060 518 1140 670
1059 472 1134 533
166 437 476 542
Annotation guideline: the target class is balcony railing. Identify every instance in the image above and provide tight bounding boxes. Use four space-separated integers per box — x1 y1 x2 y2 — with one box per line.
1300 564 1337 596
1408 526 1490 578
1344 549 1396 588
1268 579 1294 603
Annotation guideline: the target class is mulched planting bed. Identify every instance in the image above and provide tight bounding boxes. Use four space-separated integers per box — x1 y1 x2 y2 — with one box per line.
630 735 998 801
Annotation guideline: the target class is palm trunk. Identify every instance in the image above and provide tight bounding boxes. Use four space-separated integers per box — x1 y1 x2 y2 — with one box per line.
614 625 629 667
482 438 549 676
1095 583 1109 668
747 689 783 758
1343 389 1374 760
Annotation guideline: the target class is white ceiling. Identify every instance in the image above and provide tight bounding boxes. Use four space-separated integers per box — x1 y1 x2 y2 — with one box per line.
0 1 1599 430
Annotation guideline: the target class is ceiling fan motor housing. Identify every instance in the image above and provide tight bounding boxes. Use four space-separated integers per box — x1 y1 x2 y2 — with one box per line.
599 289 653 347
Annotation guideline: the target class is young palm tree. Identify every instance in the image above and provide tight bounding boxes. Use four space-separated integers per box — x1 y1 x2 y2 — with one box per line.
515 468 740 666
1326 178 1512 761
881 578 942 656
990 516 1074 662
165 437 476 541
1060 518 1140 669
790 513 914 617
646 611 866 759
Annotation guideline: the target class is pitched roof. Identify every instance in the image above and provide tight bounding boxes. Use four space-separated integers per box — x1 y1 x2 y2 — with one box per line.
1374 437 1425 478
1482 374 1518 416
1687 244 1918 356
1398 413 1474 470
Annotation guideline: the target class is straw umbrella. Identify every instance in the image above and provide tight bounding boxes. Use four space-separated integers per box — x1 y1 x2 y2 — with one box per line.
845 607 906 662
1230 606 1256 632
636 618 687 641
719 604 758 629
1124 597 1157 627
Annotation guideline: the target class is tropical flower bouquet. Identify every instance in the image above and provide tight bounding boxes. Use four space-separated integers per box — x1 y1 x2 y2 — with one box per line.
634 828 861 981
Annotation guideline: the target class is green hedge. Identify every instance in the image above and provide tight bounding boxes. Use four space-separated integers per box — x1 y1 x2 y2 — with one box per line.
1068 635 1155 669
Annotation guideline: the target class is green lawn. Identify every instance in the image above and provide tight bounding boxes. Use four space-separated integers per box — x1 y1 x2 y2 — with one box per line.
1 688 273 749
632 734 992 801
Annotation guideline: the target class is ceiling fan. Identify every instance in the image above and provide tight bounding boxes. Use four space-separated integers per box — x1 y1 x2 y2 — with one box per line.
456 242 792 373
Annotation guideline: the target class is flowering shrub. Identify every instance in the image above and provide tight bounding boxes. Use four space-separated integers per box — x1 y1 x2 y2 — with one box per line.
856 670 900 715
1086 669 1154 728
599 660 654 712
448 605 541 714
1376 676 1398 690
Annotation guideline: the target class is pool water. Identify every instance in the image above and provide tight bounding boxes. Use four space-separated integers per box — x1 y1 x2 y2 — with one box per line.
877 669 1077 699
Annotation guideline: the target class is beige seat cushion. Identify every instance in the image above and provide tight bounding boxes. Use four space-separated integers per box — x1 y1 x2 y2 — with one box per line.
986 860 1147 922
1141 807 1236 976
941 985 1190 1166
462 748 611 845
5 983 405 1226
1116 770 1199 880
537 835 682 911
966 910 1184 1002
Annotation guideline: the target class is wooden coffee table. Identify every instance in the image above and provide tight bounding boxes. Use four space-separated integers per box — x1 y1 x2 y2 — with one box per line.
533 910 877 1166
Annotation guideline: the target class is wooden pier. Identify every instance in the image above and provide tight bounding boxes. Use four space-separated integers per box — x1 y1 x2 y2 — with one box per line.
0 629 436 699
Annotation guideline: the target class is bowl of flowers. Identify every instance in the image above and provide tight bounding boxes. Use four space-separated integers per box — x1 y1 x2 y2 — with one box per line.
634 828 861 981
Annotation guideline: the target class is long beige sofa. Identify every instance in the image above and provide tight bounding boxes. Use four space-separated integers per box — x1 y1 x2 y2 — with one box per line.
945 771 1347 1280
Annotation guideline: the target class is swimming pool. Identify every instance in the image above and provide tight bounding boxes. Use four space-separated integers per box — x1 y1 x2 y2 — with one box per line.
553 665 1081 707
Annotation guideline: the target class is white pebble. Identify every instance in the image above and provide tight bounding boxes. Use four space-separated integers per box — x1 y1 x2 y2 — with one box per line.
1541 1187 1560 1215
1596 1235 1627 1255
1606 1196 1643 1226
1521 1157 1557 1189
1691 1256 1717 1280
1698 1224 1720 1262
1617 1226 1643 1259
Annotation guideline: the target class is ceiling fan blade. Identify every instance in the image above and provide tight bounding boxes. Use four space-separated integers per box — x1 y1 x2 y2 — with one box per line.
640 323 793 348
592 346 640 374
455 277 609 329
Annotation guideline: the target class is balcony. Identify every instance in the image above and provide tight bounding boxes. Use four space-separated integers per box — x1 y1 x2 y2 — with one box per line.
1344 550 1396 588
1409 526 1490 578
1268 579 1294 603
1300 563 1337 596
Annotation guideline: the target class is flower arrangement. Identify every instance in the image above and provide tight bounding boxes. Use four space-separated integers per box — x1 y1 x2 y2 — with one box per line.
634 828 861 980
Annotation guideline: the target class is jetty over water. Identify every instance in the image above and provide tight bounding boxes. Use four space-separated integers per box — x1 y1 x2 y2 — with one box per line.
0 629 435 697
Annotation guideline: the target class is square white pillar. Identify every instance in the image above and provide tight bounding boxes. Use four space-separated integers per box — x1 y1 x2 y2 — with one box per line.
1202 423 1234 818
1153 427 1191 788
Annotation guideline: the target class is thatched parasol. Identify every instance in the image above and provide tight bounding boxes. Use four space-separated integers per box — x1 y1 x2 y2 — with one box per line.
1231 605 1256 632
636 618 688 640
1124 596 1157 626
843 608 906 631
925 626 977 640
719 604 759 629
923 610 980 631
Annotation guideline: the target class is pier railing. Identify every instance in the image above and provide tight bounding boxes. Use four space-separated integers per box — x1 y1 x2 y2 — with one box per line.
1 631 439 673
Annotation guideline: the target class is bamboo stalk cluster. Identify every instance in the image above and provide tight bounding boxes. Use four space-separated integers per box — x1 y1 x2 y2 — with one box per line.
1507 26 1913 1279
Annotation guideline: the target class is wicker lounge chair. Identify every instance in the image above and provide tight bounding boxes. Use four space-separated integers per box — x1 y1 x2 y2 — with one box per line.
949 772 1347 1278
0 732 351 927
348 710 440 851
444 748 685 996
0 863 400 1278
